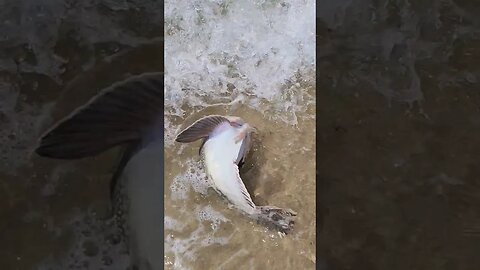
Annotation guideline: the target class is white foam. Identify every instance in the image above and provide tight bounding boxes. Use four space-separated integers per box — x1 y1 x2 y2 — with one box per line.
164 0 316 145
165 205 232 269
170 159 210 200
197 205 229 230
167 159 233 267
164 1 315 267
164 216 186 231
164 116 181 148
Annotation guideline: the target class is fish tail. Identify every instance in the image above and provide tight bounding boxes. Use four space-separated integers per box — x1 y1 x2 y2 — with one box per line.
254 205 297 234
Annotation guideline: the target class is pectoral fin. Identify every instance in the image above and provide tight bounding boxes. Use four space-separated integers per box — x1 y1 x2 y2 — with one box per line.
236 132 252 166
175 115 230 143
35 72 164 159
35 72 164 203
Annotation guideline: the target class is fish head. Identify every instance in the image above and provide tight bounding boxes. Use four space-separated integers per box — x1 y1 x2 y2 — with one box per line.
225 116 257 134
225 115 246 127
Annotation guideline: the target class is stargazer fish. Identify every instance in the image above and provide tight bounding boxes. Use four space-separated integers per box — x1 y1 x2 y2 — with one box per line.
35 73 164 270
176 115 296 233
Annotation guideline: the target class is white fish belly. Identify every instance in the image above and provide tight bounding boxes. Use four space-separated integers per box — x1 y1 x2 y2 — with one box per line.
203 127 254 213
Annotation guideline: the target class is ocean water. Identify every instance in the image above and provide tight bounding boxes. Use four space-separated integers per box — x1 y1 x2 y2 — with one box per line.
164 0 316 269
2 0 478 269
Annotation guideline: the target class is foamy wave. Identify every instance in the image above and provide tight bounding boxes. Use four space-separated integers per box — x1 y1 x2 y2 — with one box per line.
164 0 315 145
165 206 232 269
164 1 315 267
170 159 210 200
165 216 186 231
197 205 229 230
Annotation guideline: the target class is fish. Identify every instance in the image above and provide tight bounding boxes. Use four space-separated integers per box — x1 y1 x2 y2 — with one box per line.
175 115 296 233
35 72 164 270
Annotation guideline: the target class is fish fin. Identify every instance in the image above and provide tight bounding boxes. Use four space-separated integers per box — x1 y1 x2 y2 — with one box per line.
35 72 164 159
198 138 207 156
110 140 142 202
175 115 230 143
232 163 256 210
254 206 297 234
236 132 252 165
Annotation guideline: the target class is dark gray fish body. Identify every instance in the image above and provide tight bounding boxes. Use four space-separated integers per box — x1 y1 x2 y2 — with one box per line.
35 73 164 270
176 115 296 233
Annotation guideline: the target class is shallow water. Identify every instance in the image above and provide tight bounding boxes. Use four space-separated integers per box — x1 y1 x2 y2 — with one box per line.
164 105 316 269
1 0 479 269
164 0 316 269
